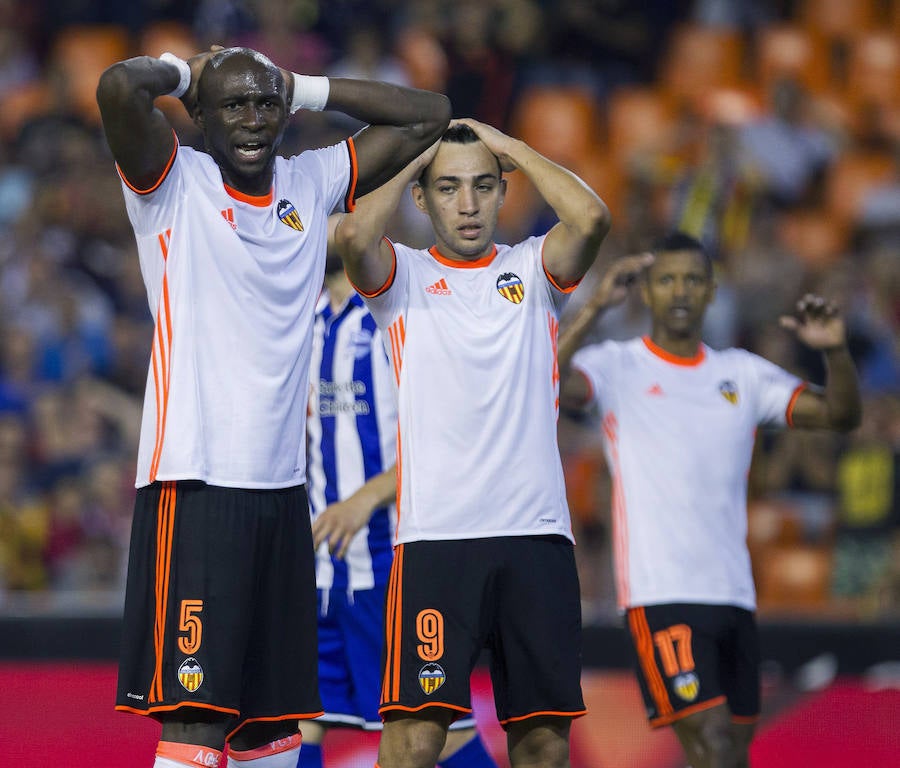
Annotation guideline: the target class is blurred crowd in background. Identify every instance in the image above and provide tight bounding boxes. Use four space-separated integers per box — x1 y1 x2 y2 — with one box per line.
0 0 897 622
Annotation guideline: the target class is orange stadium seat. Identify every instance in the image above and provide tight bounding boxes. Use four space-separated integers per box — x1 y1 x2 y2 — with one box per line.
137 20 199 59
0 81 52 142
778 210 849 270
48 25 131 125
604 87 676 170
754 24 830 94
846 32 900 110
798 0 877 42
756 544 834 614
510 85 601 170
825 151 896 226
658 25 745 111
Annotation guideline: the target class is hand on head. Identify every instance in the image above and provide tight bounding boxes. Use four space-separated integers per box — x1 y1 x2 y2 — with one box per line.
451 117 518 172
180 45 226 115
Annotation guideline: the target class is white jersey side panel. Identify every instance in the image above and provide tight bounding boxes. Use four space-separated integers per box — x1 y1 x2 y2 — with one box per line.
123 143 354 488
363 237 574 543
572 338 803 611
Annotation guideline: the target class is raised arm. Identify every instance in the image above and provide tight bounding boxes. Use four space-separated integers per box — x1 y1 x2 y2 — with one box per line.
296 75 450 196
455 117 611 287
557 253 653 412
334 143 439 295
779 294 862 432
96 50 215 190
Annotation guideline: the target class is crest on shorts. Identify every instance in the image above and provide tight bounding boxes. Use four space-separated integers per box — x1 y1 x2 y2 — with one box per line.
418 663 446 695
718 380 739 405
277 198 304 231
673 671 700 702
178 657 204 692
496 272 524 304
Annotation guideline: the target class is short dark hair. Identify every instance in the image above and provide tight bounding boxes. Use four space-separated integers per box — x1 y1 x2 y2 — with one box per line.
441 123 481 145
652 231 713 276
418 122 502 185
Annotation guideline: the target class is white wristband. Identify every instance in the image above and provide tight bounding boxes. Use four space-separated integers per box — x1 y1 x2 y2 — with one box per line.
159 52 191 98
290 74 329 114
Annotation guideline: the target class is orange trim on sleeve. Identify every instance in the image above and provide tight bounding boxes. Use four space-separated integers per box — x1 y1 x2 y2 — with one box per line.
350 238 397 298
344 136 359 212
541 238 584 294
117 131 179 195
642 336 706 366
577 368 594 404
785 383 807 428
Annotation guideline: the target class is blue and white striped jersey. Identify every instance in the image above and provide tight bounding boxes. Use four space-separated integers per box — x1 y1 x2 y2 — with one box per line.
307 290 398 592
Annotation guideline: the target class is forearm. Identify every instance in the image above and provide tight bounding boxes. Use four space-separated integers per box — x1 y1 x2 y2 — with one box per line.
503 139 609 236
337 154 427 290
821 346 862 431
557 295 606 373
97 56 182 121
348 466 397 512
325 78 450 128
97 56 183 189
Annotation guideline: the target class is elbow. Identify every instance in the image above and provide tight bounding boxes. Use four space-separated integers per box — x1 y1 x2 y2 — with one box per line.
421 93 452 140
586 197 612 240
833 407 863 433
96 62 130 110
333 215 370 261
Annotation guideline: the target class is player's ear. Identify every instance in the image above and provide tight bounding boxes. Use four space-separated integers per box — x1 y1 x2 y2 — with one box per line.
498 177 507 206
411 183 427 213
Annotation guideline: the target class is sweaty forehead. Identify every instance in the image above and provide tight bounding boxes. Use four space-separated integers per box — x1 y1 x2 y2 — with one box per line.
203 55 284 99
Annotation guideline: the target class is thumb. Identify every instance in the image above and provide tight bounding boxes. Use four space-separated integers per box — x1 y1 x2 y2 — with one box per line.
779 315 799 332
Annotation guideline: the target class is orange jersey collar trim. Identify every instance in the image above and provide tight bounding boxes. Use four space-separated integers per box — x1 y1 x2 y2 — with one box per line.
428 244 497 269
642 336 706 366
224 183 273 207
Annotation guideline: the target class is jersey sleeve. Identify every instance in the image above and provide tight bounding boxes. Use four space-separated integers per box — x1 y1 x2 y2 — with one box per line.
571 341 616 411
743 350 805 427
292 138 358 215
358 239 411 330
119 143 187 236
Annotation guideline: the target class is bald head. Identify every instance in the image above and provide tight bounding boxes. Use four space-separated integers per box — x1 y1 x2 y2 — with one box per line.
196 47 287 110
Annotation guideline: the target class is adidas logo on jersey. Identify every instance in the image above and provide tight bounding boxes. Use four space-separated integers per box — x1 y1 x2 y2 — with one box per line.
221 207 237 230
646 383 664 396
425 278 452 295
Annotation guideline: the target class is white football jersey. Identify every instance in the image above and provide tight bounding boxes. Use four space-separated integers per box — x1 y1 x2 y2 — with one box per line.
572 337 805 611
120 140 356 488
360 237 575 544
